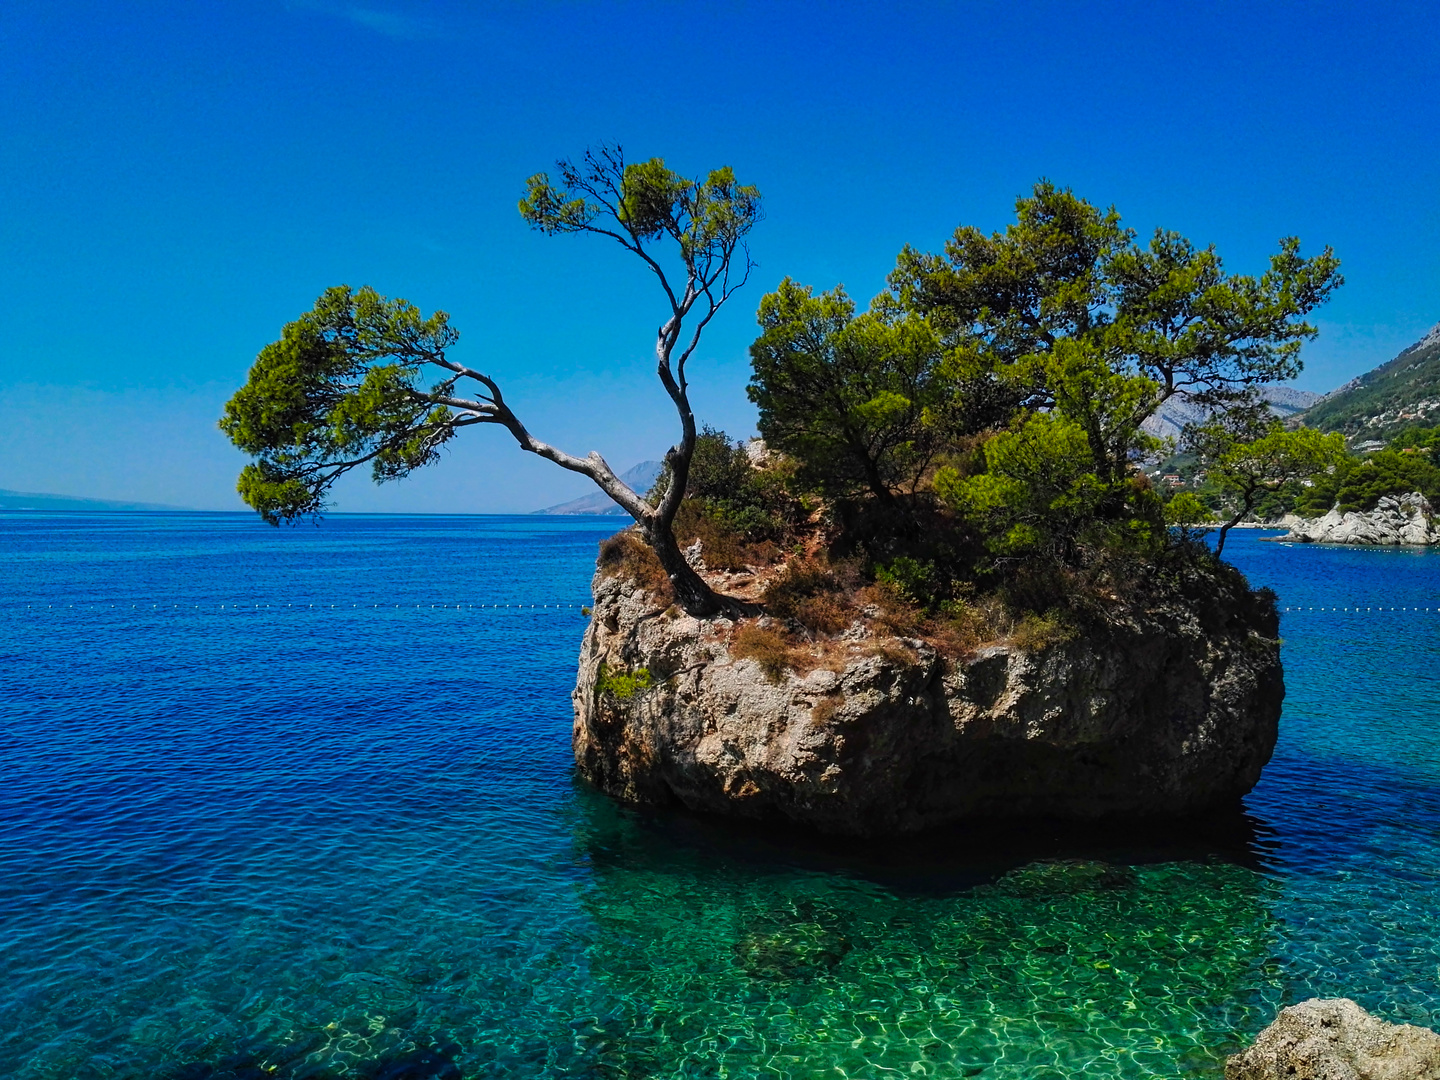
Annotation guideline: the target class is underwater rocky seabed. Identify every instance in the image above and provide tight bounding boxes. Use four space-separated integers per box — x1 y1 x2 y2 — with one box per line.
0 516 1438 1080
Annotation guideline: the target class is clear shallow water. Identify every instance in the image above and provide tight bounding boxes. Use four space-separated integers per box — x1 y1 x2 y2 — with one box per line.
1 515 1438 1079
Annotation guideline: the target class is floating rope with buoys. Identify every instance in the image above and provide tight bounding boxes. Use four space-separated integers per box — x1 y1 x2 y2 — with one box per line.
12 602 591 612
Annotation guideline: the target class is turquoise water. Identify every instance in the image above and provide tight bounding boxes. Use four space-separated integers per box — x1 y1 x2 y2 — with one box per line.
1 515 1438 1079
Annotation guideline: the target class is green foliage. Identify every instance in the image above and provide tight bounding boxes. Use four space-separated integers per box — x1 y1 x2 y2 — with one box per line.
520 147 761 270
887 181 1341 451
1207 428 1437 520
935 412 1149 561
1332 450 1440 511
650 426 755 505
219 285 459 523
1189 421 1348 551
890 181 1130 364
595 663 653 700
1010 610 1079 652
747 180 1341 600
748 279 949 501
652 427 804 571
1390 424 1440 453
1293 466 1347 516
873 556 936 605
223 147 761 627
1164 492 1213 527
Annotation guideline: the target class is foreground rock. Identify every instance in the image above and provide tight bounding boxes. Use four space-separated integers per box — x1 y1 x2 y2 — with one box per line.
1227 998 1440 1080
1279 492 1440 545
572 561 1283 836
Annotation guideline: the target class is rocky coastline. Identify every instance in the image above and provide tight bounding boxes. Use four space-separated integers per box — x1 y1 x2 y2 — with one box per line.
1228 999 1440 1079
571 551 1284 837
1275 491 1440 546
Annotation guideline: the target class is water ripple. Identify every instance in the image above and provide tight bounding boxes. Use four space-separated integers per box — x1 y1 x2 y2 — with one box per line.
1 516 1438 1078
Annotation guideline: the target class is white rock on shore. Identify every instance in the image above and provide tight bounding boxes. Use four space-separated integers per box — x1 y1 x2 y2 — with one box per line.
1279 492 1440 546
1227 998 1440 1080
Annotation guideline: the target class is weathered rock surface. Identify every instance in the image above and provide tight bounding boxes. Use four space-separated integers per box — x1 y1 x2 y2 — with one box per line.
572 565 1284 836
1280 493 1440 546
1227 998 1440 1080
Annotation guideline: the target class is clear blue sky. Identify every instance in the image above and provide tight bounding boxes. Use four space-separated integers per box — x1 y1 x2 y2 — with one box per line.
1 0 1436 511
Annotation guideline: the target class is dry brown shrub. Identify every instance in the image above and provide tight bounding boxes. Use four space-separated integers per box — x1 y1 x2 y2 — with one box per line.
763 558 859 634
1009 611 1079 652
868 640 919 667
730 624 799 683
915 596 1002 657
596 531 671 598
810 694 842 725
858 583 924 637
791 594 853 635
920 617 982 657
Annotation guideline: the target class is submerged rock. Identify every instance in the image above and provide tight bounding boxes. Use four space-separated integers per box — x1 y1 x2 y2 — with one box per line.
1279 492 1440 546
571 564 1283 836
1227 998 1440 1080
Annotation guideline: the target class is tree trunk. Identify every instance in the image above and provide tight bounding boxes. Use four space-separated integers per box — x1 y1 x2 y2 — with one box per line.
643 520 725 618
1215 522 1231 557
1215 513 1243 557
1216 487 1260 558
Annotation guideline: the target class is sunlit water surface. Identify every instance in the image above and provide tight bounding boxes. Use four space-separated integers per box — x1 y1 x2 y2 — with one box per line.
2 515 1438 1079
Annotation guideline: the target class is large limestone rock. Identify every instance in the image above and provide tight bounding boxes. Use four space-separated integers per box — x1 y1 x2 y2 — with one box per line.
1280 493 1440 546
1227 998 1440 1080
572 564 1283 836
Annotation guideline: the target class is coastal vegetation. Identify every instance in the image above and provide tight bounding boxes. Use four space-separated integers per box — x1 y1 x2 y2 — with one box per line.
221 157 1346 633
220 145 760 617
621 182 1340 657
1294 433 1440 514
1169 421 1440 528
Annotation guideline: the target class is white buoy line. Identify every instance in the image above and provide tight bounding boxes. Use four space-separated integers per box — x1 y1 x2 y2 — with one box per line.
1282 606 1440 612
13 602 590 611
12 602 1436 615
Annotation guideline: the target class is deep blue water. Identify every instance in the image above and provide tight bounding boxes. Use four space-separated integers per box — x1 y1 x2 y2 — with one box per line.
1 514 1439 1079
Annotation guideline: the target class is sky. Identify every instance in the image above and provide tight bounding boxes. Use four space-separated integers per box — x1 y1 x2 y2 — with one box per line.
1 0 1437 512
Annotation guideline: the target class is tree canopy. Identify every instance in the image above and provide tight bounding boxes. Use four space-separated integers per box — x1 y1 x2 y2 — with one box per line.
221 146 761 616
746 181 1342 602
748 280 947 503
1187 420 1347 554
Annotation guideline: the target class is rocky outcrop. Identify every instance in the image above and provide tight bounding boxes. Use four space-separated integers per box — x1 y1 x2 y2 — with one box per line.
1280 493 1440 545
1227 998 1440 1080
572 564 1284 836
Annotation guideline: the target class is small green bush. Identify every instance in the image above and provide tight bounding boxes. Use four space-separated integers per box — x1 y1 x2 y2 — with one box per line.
596 663 653 700
1010 611 1078 652
874 556 936 605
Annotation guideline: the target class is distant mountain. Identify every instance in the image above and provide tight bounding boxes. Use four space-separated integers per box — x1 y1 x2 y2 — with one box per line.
1301 323 1440 439
532 461 664 515
0 488 186 512
1141 385 1322 442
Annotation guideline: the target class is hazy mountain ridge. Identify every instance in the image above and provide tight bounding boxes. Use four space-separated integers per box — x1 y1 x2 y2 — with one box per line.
1301 323 1440 439
0 489 187 512
1141 385 1321 443
533 461 663 515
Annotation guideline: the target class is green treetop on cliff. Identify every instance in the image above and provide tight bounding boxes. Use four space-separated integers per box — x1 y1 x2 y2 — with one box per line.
747 182 1342 604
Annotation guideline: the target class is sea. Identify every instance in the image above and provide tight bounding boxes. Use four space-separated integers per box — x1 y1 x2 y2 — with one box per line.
1 513 1438 1079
